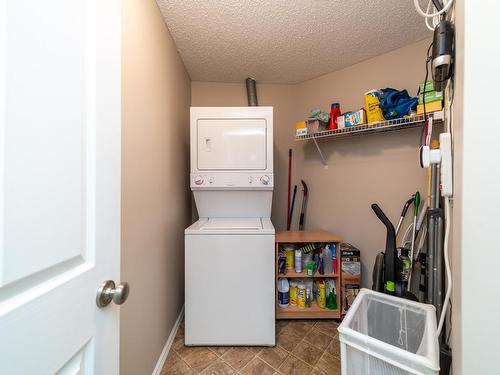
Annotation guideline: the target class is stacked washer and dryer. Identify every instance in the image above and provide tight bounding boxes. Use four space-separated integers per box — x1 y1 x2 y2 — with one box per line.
185 107 276 346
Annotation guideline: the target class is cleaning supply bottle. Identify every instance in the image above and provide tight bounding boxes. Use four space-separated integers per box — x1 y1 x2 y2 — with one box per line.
294 248 302 273
305 280 313 307
306 261 315 276
326 279 338 310
297 280 306 309
302 249 313 272
278 251 286 275
277 278 290 308
317 280 326 308
332 243 338 274
328 103 341 130
289 280 298 306
318 250 324 275
323 245 333 274
313 253 320 274
305 287 312 308
284 245 295 270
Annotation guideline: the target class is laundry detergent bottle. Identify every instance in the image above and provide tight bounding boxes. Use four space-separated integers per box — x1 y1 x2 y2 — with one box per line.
328 102 341 130
277 278 290 308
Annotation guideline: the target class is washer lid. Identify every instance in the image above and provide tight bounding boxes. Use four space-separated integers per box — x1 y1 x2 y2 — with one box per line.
185 218 274 235
201 218 262 230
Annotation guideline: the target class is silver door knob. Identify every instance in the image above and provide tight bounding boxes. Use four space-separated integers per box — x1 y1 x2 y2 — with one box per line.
96 280 130 308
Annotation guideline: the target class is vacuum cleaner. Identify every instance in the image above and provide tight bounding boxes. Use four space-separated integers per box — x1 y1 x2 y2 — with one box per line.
371 199 419 301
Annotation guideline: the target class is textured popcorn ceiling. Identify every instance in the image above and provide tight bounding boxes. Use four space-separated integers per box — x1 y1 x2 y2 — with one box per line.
157 0 430 84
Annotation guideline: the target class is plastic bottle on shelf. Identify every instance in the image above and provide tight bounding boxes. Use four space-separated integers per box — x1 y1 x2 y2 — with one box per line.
294 248 302 273
326 279 338 310
306 279 314 292
277 278 290 308
317 280 326 309
323 245 333 274
328 102 341 130
289 280 298 306
302 251 313 272
284 245 295 270
297 280 306 309
318 251 324 275
305 280 314 307
332 243 338 274
278 251 286 274
306 261 315 276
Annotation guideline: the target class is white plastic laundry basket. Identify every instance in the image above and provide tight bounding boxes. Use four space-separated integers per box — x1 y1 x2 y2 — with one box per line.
337 289 439 375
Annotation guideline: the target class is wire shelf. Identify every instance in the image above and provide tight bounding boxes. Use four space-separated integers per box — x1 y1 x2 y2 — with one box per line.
296 110 444 141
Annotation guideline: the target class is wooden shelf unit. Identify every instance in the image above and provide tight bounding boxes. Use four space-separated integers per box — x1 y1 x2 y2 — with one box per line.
275 230 342 319
280 270 339 279
277 300 339 319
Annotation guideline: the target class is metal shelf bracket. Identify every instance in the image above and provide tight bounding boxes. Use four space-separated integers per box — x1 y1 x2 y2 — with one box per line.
312 137 328 168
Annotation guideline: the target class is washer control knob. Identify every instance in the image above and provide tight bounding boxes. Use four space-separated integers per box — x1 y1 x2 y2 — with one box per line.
194 175 204 185
260 175 271 185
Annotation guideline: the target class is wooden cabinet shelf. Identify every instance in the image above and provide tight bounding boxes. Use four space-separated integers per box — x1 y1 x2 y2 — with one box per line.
275 230 342 320
278 271 339 278
277 300 340 319
276 230 341 244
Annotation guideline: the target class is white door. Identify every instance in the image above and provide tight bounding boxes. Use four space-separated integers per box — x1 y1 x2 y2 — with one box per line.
0 0 122 374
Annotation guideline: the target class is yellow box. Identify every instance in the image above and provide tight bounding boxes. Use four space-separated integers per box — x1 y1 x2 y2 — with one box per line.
364 90 385 123
295 121 307 136
417 100 443 115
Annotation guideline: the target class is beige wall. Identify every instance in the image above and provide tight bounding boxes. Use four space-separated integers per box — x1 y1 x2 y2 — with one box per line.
294 39 431 286
192 38 431 286
121 1 191 374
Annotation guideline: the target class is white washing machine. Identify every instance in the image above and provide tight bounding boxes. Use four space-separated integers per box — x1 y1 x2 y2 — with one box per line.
185 107 275 346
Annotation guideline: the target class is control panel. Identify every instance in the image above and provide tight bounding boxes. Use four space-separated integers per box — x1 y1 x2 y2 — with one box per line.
191 173 273 189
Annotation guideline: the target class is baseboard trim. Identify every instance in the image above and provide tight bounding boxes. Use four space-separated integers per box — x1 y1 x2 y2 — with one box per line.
152 305 184 375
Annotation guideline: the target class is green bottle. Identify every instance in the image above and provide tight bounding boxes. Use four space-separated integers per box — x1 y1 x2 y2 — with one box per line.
326 280 338 310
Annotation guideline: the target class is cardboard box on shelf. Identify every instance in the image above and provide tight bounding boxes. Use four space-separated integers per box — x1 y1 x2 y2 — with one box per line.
419 80 435 92
418 90 443 104
338 109 366 129
417 100 443 115
364 90 385 123
340 243 361 318
295 121 307 136
418 80 443 104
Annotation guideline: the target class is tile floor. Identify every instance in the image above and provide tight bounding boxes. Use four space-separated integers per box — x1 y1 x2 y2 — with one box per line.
161 319 341 375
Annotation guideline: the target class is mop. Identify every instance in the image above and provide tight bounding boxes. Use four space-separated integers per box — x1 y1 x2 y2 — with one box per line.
286 149 292 230
288 185 297 229
395 197 415 236
298 180 308 231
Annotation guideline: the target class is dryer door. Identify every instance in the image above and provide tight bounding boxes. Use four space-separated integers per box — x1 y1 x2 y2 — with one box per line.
196 118 267 170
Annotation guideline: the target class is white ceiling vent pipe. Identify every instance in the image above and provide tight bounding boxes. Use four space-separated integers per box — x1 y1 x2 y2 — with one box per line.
245 77 258 106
